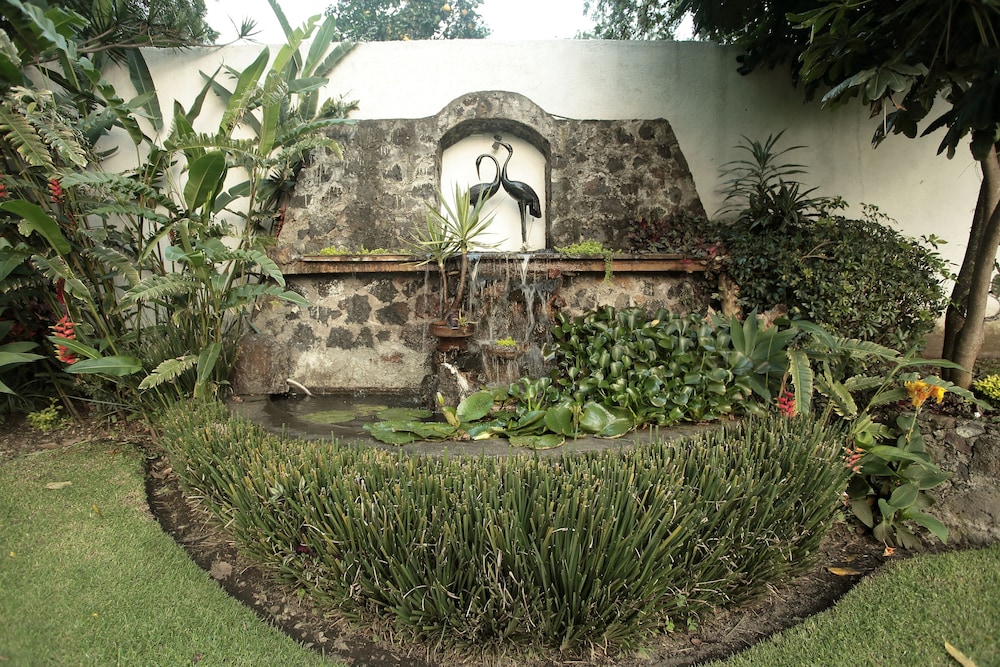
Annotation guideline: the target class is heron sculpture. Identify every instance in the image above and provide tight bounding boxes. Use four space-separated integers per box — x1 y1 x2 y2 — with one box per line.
495 139 541 244
468 153 501 206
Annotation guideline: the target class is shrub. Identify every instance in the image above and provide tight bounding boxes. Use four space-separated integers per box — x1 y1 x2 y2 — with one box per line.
160 403 847 656
973 374 1000 407
714 208 950 350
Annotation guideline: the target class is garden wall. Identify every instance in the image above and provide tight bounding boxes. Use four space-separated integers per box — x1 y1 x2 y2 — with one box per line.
110 41 997 395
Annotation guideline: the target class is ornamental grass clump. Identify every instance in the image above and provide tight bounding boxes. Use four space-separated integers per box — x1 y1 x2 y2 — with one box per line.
159 402 847 656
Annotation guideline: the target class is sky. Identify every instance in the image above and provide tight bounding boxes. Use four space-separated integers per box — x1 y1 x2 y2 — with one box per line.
205 0 596 43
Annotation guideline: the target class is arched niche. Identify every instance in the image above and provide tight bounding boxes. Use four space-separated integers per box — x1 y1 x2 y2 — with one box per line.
440 128 548 251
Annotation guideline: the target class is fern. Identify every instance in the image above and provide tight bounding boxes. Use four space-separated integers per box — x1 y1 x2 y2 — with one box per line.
84 246 140 286
120 274 200 307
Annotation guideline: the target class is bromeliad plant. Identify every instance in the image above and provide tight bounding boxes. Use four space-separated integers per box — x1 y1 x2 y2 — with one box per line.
408 184 497 323
784 320 985 548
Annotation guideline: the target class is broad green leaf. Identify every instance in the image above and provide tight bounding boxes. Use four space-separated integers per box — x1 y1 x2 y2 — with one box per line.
0 350 44 369
64 355 142 376
183 151 227 213
868 445 935 465
194 343 222 399
456 390 494 422
125 49 162 131
786 348 813 414
45 335 100 360
1 201 70 255
543 406 577 436
364 421 420 445
888 483 918 509
905 510 949 544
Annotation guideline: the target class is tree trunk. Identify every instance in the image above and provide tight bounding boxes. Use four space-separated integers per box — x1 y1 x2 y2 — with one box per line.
941 143 1000 389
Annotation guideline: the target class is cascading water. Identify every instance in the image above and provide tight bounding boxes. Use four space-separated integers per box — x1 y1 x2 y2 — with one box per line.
466 253 560 387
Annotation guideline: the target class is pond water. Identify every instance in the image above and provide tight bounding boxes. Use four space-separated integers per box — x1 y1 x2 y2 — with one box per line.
232 392 431 444
226 393 706 458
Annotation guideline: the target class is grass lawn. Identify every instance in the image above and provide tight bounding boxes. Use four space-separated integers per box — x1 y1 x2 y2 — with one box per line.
0 439 341 666
710 542 1000 667
1 437 998 666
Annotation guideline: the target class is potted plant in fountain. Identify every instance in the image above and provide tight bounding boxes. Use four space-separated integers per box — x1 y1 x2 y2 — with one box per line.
409 184 498 350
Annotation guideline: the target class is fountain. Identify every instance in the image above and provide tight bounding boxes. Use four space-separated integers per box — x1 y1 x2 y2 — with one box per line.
231 91 718 415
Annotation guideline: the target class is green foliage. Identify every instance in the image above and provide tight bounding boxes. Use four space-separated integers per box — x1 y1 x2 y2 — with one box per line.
25 399 65 431
161 402 847 654
554 239 610 255
716 208 949 351
717 132 840 231
783 320 985 547
547 307 780 423
973 374 1000 407
0 4 349 412
584 0 684 39
326 0 490 41
368 306 797 447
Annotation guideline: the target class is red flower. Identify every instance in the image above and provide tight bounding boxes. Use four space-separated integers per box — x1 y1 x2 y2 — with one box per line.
48 178 63 205
776 390 796 417
51 315 77 364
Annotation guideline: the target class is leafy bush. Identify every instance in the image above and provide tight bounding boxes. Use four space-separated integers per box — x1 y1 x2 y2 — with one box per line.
160 403 847 655
973 374 1000 407
713 133 949 351
715 208 949 350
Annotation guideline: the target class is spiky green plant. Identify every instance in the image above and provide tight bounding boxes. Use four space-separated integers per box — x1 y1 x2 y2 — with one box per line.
160 402 847 655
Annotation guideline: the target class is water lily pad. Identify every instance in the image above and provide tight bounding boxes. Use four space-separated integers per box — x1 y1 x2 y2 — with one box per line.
364 422 421 445
376 407 433 421
301 409 357 425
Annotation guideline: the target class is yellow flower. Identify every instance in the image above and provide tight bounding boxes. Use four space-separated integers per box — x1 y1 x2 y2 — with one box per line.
441 3 451 11
905 380 946 408
905 380 933 408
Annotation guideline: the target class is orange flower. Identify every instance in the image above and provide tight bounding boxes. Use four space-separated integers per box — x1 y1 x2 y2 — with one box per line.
905 380 947 408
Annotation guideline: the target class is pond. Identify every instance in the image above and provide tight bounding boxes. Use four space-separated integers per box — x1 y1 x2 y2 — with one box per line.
226 393 710 458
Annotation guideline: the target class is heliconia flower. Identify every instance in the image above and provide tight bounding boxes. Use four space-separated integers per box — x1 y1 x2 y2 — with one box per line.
0 182 8 199
51 315 77 364
844 446 864 474
48 178 63 204
776 389 796 417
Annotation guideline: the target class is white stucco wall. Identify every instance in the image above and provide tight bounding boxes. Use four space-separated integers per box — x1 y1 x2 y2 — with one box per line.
129 39 983 275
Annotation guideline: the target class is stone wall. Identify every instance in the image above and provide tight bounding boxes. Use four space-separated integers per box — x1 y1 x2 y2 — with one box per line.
233 258 716 396
273 91 705 262
924 414 1000 546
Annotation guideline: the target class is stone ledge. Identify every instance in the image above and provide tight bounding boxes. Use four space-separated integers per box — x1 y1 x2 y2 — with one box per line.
279 253 718 276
